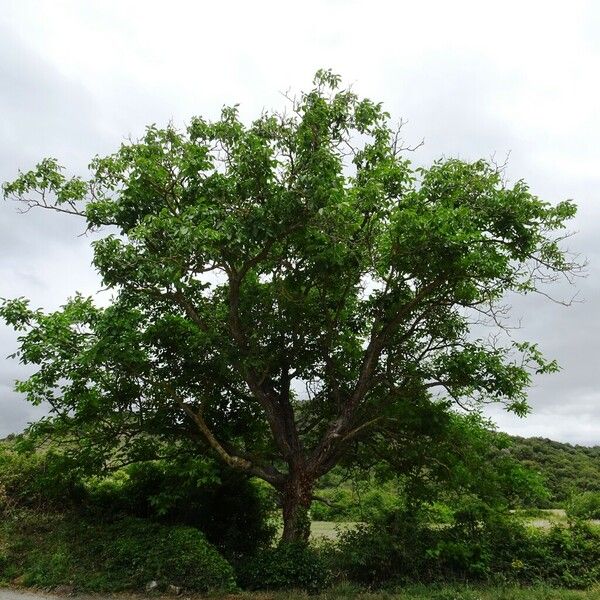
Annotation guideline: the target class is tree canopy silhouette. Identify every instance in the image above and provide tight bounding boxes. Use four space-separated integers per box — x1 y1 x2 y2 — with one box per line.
1 70 579 542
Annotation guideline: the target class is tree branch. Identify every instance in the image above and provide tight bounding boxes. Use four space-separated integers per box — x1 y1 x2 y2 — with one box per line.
160 381 284 486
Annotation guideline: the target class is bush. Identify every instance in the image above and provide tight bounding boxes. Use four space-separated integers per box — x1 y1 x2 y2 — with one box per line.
333 504 600 588
0 441 275 559
566 491 600 520
84 461 276 558
238 542 331 591
98 519 237 592
332 514 435 585
530 522 600 588
0 445 84 513
0 511 236 593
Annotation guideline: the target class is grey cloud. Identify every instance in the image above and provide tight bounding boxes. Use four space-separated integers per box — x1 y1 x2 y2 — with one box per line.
374 53 600 444
0 1 599 443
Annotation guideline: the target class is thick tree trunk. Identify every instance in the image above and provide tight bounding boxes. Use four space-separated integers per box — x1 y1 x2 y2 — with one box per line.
281 472 314 544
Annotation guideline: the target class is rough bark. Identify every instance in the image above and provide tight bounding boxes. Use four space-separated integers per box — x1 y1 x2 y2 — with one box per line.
280 471 314 544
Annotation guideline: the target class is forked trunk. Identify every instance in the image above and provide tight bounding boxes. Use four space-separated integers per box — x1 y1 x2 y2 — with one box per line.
281 472 314 544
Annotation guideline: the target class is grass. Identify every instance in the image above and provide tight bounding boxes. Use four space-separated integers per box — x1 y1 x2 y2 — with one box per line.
6 583 596 599
218 586 600 599
514 509 600 531
187 584 600 599
310 520 358 540
517 509 570 529
270 519 360 541
310 512 600 541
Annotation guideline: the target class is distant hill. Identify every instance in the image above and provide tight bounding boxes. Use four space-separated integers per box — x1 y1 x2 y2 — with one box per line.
505 436 600 505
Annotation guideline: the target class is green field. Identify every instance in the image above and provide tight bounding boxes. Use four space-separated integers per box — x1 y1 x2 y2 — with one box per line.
515 509 597 530
308 512 600 542
310 520 359 540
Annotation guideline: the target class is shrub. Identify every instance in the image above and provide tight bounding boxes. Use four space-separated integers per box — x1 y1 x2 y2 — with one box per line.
332 514 435 585
99 519 237 592
0 441 275 559
530 522 600 588
84 461 276 558
333 504 600 588
566 491 600 520
0 511 236 593
0 446 84 513
238 542 331 591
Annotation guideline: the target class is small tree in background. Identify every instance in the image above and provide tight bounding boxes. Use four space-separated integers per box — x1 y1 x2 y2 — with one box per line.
1 70 580 542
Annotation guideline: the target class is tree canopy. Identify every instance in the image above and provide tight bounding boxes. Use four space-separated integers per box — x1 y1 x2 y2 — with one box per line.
1 70 579 541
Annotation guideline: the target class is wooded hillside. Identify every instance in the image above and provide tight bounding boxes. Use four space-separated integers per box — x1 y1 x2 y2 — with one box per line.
506 436 600 505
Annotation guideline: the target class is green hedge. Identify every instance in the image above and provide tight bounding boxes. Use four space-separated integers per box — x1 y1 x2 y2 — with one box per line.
0 511 236 593
332 509 600 589
0 443 275 558
238 542 331 591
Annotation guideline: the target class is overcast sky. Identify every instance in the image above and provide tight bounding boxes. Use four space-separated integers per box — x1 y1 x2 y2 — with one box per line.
1 0 599 444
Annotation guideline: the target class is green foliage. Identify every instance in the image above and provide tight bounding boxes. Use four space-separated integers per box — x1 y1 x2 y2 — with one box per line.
238 542 331 591
332 506 600 589
0 71 579 534
83 460 276 558
311 481 401 522
566 492 600 520
0 511 236 592
313 413 550 524
534 523 600 588
0 437 275 558
506 437 600 506
0 443 85 513
314 430 600 521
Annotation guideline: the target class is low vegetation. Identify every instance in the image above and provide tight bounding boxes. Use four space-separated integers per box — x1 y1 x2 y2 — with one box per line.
1 430 599 595
333 509 600 589
0 511 236 593
137 587 600 599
